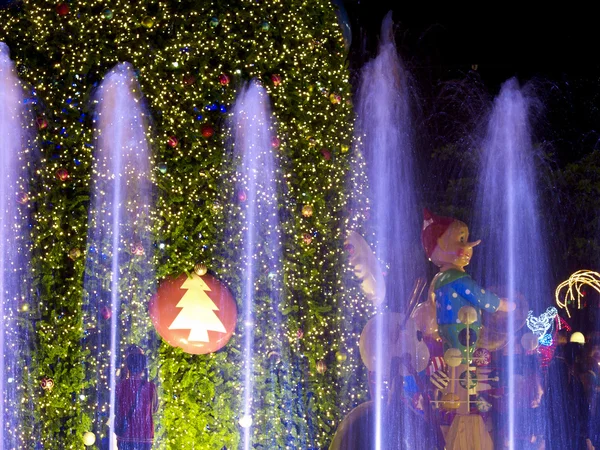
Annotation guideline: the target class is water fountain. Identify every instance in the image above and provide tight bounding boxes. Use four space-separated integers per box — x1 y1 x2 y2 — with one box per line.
83 62 155 448
350 11 425 449
229 80 285 449
0 42 36 449
473 79 552 449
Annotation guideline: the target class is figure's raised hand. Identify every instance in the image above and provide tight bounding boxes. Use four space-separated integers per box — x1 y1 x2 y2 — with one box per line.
498 298 516 312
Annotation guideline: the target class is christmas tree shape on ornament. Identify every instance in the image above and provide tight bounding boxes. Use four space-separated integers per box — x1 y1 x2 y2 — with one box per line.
168 275 226 343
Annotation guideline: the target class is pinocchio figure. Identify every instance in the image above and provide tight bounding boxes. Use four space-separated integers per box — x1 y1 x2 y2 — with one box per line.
421 208 514 358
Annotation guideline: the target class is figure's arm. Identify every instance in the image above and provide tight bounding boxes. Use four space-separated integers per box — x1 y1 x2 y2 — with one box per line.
452 276 501 312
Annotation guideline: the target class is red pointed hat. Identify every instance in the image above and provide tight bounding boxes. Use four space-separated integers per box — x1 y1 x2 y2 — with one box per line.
421 208 455 258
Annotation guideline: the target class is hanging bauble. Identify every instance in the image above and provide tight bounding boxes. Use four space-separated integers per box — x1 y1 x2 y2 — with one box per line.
36 116 48 130
321 148 331 160
209 17 219 28
56 2 69 16
341 144 349 153
237 190 247 202
194 263 208 276
182 74 196 86
100 305 112 320
302 233 312 244
167 135 178 148
102 8 113 20
149 273 237 355
68 248 82 260
82 432 96 446
271 136 280 148
130 242 145 256
16 192 29 205
271 74 282 86
40 377 55 391
157 163 167 174
316 360 327 374
307 137 316 146
201 124 214 138
218 73 230 86
329 93 341 104
301 204 313 217
141 16 155 28
296 329 304 339
260 21 270 32
56 168 69 181
343 242 355 255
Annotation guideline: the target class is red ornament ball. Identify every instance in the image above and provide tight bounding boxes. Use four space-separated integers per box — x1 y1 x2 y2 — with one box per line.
40 377 55 391
201 124 214 138
56 168 69 181
149 273 237 355
56 2 69 16
182 74 196 86
218 73 230 86
271 137 280 148
167 136 178 148
100 305 112 320
36 116 48 130
320 148 331 160
271 74 282 86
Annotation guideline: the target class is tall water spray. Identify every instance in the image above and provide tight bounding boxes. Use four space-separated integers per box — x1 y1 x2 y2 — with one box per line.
473 79 551 449
0 42 36 449
83 63 154 447
230 80 285 449
353 12 423 449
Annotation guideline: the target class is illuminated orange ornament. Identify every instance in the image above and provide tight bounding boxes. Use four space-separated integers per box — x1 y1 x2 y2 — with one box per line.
68 247 82 260
301 204 313 217
194 263 208 276
149 273 237 354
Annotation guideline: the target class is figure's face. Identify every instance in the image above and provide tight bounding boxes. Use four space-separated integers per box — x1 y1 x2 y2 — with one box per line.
430 221 481 270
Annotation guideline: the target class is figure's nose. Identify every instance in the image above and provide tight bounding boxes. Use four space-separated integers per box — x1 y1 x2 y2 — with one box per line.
465 239 481 249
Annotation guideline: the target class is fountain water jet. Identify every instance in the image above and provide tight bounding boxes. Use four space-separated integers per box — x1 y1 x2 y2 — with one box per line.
83 62 155 448
0 42 36 449
473 78 551 449
352 12 424 449
230 80 285 449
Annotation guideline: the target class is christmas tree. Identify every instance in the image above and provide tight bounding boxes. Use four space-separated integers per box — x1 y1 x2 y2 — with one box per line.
0 0 368 448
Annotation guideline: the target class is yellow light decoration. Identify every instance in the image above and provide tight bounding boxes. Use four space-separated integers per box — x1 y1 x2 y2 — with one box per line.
555 269 600 317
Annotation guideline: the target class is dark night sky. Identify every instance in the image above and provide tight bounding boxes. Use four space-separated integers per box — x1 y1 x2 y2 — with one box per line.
344 4 600 164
